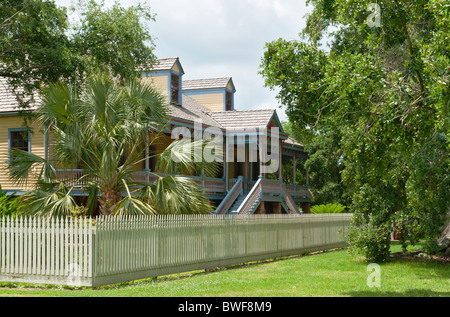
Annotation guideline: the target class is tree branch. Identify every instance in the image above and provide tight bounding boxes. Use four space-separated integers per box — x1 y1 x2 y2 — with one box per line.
434 148 450 169
394 0 425 94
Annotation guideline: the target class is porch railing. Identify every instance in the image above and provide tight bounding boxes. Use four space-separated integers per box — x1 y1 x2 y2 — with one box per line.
55 170 308 198
215 177 243 215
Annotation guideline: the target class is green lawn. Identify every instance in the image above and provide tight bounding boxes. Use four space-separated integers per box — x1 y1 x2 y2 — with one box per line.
0 243 448 297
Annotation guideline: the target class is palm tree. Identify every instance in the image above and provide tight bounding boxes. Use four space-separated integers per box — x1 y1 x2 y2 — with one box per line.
9 75 219 216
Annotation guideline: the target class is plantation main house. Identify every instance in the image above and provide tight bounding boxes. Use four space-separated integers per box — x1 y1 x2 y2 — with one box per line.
0 57 310 214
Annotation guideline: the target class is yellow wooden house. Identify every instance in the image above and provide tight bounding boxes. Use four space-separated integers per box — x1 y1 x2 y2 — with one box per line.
0 57 310 214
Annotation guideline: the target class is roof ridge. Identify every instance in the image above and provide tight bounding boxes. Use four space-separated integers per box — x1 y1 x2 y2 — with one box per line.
183 77 231 81
202 110 223 128
206 108 275 114
182 77 232 90
156 57 179 61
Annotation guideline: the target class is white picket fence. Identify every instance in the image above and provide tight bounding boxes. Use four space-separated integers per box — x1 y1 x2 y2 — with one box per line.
0 214 352 287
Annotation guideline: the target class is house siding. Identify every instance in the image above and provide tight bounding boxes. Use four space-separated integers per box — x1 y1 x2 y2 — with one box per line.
171 62 181 73
141 75 169 102
186 92 224 112
0 116 46 191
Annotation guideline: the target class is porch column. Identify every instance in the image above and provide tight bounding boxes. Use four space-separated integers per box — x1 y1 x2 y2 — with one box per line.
259 134 264 179
293 154 297 185
259 153 264 179
278 141 283 180
145 132 150 183
44 125 48 161
202 168 206 193
224 145 229 191
306 168 309 186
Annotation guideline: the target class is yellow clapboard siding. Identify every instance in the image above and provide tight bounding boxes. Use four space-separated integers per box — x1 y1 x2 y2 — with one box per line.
172 62 180 73
188 93 224 112
0 116 46 191
149 132 173 155
141 75 168 102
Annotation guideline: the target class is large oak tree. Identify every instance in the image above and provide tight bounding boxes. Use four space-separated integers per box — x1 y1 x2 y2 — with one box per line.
260 0 449 261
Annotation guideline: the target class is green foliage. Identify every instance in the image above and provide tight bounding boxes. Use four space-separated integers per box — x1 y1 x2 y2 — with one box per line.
0 186 22 217
346 213 392 262
68 205 88 218
0 0 157 111
282 122 346 205
311 203 346 214
260 0 450 261
304 129 348 205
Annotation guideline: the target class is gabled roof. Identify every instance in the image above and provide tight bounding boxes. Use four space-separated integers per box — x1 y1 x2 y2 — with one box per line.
205 109 276 130
140 57 185 75
182 77 235 92
167 96 283 133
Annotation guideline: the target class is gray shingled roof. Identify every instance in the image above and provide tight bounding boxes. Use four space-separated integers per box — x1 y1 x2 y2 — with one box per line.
152 57 179 71
138 57 181 73
182 77 232 90
285 136 304 147
205 109 275 130
168 97 279 132
0 77 38 113
167 94 220 127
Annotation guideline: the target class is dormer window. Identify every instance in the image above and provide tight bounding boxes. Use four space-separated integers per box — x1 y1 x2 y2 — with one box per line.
181 77 235 112
226 91 232 111
143 57 184 106
171 74 180 105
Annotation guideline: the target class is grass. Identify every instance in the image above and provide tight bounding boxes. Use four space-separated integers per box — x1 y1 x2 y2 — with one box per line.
0 243 448 297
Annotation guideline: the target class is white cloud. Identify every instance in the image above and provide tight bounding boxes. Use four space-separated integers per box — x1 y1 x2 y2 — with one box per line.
54 0 313 122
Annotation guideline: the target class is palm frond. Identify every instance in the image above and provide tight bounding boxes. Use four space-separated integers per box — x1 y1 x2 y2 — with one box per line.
157 138 222 177
112 179 156 215
18 186 77 217
139 175 214 214
38 81 79 128
113 196 157 216
8 149 57 189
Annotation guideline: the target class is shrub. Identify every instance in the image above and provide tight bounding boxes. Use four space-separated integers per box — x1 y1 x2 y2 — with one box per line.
69 206 89 218
311 203 346 214
346 213 392 262
0 186 22 217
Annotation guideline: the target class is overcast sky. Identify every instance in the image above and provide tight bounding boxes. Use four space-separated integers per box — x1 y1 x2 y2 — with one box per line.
54 0 314 122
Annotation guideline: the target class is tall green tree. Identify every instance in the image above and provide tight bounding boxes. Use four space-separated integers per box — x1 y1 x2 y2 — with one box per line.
9 75 218 216
260 0 449 261
0 0 156 110
282 121 346 206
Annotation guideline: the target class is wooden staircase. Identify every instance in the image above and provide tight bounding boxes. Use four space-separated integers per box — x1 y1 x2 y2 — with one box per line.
214 177 301 215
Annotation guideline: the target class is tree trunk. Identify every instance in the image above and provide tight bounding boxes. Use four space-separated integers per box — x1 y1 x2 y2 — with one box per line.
98 187 122 215
437 222 450 253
